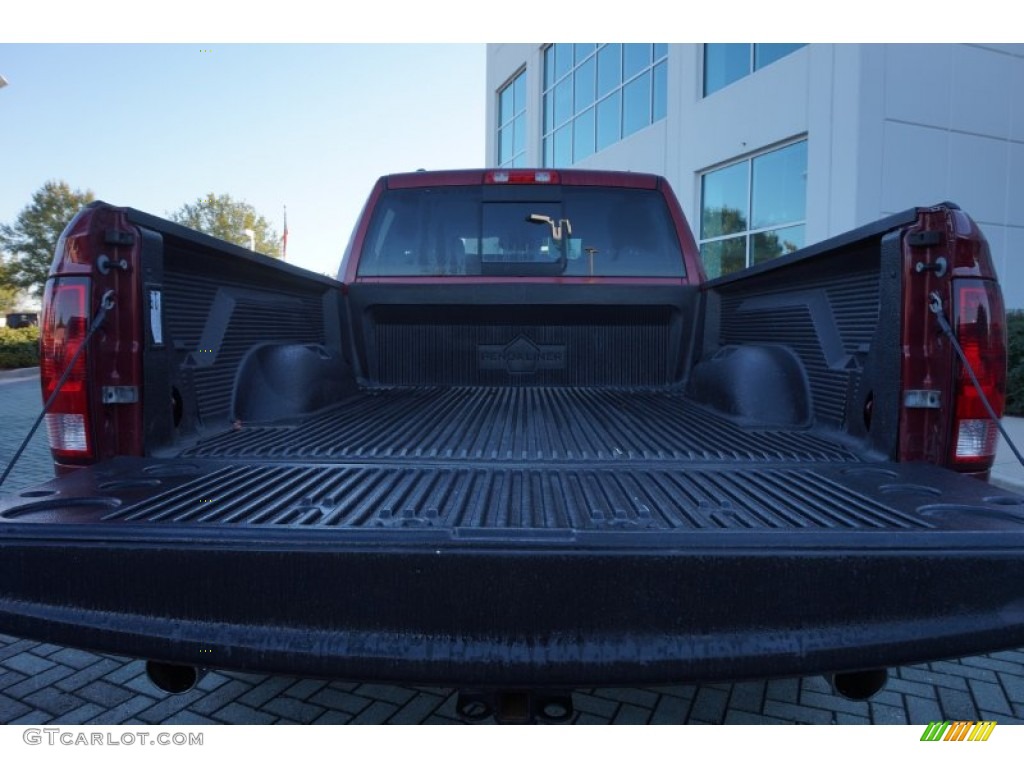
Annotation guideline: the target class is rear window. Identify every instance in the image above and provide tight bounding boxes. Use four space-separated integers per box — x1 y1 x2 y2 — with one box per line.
357 186 685 277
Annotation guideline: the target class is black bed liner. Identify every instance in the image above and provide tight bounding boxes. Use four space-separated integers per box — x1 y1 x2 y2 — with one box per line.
2 451 1024 688
52 461 933 531
5 386 1019 535
180 386 859 463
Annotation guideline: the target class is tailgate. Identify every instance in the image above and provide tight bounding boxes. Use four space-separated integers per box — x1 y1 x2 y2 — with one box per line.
1 455 1024 687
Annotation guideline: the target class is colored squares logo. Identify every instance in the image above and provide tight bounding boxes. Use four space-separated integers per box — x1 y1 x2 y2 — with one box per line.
920 721 996 742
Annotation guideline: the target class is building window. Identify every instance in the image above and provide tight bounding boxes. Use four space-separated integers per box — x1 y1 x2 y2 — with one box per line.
542 43 667 167
497 70 527 168
699 140 807 279
703 44 805 97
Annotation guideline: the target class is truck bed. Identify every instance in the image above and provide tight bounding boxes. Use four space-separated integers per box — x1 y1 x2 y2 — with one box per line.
3 385 1013 536
181 386 858 463
4 193 1024 690
50 384 913 533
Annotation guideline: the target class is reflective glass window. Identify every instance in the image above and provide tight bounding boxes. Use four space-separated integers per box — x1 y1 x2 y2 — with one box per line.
553 124 572 166
622 71 651 138
700 162 748 239
359 186 686 278
755 43 805 69
596 91 621 152
574 55 596 113
554 77 573 126
752 224 805 265
700 237 746 280
573 107 596 162
704 43 806 96
703 43 749 96
553 43 572 81
652 61 667 122
574 43 596 63
597 43 621 98
698 140 808 277
497 70 528 168
623 44 651 80
751 141 807 230
543 43 666 165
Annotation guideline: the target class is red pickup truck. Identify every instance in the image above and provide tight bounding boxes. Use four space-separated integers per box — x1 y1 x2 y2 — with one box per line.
0 169 1020 718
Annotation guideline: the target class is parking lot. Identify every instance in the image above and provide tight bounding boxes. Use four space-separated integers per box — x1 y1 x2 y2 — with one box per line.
2 370 1024 725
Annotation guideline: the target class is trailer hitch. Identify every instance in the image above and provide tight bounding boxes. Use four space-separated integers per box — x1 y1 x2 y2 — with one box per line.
456 690 574 724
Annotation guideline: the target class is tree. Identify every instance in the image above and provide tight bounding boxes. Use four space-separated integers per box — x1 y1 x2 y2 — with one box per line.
170 193 282 257
700 205 801 277
0 257 20 314
0 181 95 296
701 205 747 240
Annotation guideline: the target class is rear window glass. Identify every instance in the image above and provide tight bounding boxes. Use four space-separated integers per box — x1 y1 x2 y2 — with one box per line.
357 186 685 277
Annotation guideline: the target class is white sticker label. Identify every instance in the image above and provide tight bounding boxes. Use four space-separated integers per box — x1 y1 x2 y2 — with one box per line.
150 289 163 345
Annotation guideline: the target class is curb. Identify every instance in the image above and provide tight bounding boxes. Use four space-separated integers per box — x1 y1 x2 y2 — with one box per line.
0 367 39 382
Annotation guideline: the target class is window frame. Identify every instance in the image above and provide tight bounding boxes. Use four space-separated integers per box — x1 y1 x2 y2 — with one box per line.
698 139 808 279
542 43 668 167
497 69 528 168
702 43 806 97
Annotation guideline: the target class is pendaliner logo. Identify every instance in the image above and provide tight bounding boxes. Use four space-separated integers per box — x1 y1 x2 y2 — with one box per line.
920 720 996 741
478 335 566 374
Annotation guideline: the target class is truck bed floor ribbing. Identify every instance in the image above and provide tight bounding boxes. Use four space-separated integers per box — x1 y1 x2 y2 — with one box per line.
181 386 859 463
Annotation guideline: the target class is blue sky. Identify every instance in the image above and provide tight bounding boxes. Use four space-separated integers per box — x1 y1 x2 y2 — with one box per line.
0 44 486 277
0 6 984 279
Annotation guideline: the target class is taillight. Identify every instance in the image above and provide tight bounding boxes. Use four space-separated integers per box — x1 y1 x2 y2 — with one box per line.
950 278 1006 470
484 170 560 184
40 277 93 460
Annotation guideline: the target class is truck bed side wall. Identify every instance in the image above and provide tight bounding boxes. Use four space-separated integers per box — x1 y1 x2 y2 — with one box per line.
140 229 349 453
697 230 904 456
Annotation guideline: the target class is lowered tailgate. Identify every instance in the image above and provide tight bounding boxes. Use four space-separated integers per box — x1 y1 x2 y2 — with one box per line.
1 423 1023 687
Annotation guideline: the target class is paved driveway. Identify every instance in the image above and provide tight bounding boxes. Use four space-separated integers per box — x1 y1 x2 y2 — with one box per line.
2 374 1023 725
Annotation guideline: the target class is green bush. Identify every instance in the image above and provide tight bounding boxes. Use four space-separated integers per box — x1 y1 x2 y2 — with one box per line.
1007 310 1024 417
0 325 40 370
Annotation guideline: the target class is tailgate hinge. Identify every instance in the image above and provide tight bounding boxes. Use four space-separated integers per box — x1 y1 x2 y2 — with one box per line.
908 230 943 248
903 389 941 409
96 254 131 275
104 228 135 246
102 386 139 405
913 255 947 277
909 229 947 277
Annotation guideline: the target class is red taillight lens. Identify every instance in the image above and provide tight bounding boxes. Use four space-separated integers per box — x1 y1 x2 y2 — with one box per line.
40 277 93 459
950 279 1006 469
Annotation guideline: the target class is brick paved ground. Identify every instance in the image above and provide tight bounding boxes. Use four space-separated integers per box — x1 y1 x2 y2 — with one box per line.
0 372 58 492
2 373 1024 725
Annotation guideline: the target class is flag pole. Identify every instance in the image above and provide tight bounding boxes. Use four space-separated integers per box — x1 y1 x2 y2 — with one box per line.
282 205 288 261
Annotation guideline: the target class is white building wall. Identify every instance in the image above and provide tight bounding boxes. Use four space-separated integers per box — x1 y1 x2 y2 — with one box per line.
675 44 811 241
860 44 1024 309
486 44 544 167
570 120 668 177
484 43 1024 307
814 44 878 239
